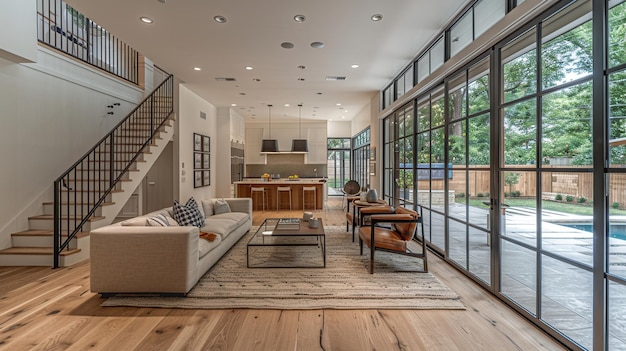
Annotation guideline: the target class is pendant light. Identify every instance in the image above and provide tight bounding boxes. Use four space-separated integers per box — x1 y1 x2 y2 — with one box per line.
291 103 308 152
261 104 279 153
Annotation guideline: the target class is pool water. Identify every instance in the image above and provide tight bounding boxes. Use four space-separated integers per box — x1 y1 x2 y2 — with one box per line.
561 223 626 241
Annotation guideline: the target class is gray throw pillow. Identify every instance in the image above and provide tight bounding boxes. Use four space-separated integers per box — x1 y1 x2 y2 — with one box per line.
213 199 231 214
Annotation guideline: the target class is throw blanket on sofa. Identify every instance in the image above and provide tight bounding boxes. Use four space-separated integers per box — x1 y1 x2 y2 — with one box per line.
199 231 218 242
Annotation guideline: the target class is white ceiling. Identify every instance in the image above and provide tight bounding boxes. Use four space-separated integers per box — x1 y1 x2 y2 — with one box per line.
66 0 468 122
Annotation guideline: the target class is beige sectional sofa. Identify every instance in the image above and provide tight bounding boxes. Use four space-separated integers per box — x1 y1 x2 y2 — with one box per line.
90 197 252 296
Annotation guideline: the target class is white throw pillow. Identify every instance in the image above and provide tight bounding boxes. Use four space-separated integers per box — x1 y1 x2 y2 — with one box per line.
213 199 231 215
146 213 179 227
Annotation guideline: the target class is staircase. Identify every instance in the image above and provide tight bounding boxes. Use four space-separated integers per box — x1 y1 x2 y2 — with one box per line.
0 75 175 267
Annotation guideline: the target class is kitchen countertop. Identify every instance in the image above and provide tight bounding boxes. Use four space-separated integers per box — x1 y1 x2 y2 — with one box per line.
235 178 326 184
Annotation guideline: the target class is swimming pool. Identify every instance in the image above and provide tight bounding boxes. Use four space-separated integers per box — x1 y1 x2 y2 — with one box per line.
560 223 626 241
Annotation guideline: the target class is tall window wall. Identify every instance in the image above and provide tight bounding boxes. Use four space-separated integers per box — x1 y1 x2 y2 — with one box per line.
352 128 370 189
327 138 351 193
381 0 626 350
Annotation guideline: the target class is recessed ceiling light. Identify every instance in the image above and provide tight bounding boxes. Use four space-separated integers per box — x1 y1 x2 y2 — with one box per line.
336 103 342 106
298 65 306 69
193 67 201 71
214 15 227 23
310 41 324 49
285 104 290 107
297 78 305 81
316 92 323 95
371 14 383 21
239 92 246 95
245 66 253 70
252 78 261 82
281 42 295 49
351 64 359 68
231 103 237 107
294 15 306 23
140 16 153 24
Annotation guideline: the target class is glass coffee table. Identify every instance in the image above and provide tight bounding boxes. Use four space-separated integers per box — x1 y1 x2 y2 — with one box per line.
247 218 326 268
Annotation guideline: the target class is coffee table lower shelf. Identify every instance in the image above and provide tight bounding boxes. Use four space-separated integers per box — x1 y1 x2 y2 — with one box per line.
247 218 326 268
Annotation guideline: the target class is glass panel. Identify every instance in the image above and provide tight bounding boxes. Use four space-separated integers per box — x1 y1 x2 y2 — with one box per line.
609 174 626 279
541 255 593 350
398 111 406 137
541 172 593 266
609 0 626 68
609 69 626 166
431 36 445 72
468 113 490 167
501 240 537 315
502 28 537 102
417 97 430 131
421 207 433 242
449 219 468 269
609 281 626 351
503 99 537 166
430 211 446 250
404 105 414 136
469 226 491 285
448 72 467 121
448 121 466 166
417 132 430 165
432 89 446 127
431 127 445 164
541 5 592 89
541 82 593 167
450 9 473 57
469 170 490 230
417 54 430 83
468 57 490 115
475 0 506 38
396 74 405 99
502 171 537 247
417 170 431 209
449 168 467 222
405 65 414 90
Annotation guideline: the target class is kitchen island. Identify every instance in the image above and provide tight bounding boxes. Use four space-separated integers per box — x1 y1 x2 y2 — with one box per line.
235 179 326 210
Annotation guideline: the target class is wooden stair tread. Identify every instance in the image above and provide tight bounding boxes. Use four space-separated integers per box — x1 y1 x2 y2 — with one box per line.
11 230 90 238
0 247 81 256
29 214 105 222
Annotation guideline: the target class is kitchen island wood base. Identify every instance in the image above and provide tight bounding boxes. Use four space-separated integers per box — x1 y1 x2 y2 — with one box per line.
235 180 324 210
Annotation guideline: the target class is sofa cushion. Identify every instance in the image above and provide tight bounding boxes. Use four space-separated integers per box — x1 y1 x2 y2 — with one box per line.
146 213 179 227
173 198 205 227
211 212 249 228
201 200 214 217
213 199 231 214
121 217 149 226
198 233 222 258
202 218 240 239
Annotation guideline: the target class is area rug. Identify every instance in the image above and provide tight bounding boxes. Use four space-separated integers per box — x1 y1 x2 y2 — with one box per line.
101 226 465 310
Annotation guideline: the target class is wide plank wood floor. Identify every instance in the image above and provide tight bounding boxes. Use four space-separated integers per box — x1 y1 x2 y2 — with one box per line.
0 197 568 350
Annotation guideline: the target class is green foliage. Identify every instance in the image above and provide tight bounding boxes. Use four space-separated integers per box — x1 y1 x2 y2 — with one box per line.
612 202 621 209
566 195 575 202
456 192 465 199
477 193 484 198
577 196 587 204
555 194 563 201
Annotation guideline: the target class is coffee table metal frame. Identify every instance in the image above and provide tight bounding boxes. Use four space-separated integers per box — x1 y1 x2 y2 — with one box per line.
247 218 326 268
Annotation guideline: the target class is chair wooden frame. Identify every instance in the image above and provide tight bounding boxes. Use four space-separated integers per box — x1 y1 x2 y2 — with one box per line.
358 206 427 274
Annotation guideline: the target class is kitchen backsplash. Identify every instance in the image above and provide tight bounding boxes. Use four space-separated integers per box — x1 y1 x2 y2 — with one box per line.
246 164 327 178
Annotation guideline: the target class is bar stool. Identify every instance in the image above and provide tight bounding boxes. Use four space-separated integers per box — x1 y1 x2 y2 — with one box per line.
276 186 292 210
303 186 317 210
250 187 268 211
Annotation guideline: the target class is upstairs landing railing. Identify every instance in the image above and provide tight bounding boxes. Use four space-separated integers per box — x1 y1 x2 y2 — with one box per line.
53 75 174 268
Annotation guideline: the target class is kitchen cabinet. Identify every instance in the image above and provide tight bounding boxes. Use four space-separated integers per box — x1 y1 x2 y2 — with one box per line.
245 128 266 164
305 126 327 164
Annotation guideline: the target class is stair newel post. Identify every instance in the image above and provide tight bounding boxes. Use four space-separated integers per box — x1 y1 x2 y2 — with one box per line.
53 180 60 268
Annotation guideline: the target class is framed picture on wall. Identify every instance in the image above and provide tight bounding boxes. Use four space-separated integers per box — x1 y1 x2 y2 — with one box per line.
194 153 202 169
203 170 210 186
202 153 210 169
193 133 202 151
194 171 203 188
202 135 210 152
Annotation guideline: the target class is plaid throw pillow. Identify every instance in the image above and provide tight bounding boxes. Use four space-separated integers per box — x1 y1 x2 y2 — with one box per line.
173 198 205 227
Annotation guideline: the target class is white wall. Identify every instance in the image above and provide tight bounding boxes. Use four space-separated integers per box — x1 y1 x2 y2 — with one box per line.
177 85 217 202
327 121 351 138
0 0 37 63
0 47 145 249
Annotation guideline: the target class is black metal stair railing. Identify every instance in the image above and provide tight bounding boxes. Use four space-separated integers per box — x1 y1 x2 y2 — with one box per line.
53 75 174 268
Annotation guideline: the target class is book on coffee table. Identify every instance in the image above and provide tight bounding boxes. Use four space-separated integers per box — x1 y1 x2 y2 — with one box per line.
274 218 301 230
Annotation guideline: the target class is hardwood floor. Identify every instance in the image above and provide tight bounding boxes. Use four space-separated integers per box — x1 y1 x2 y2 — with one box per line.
0 197 568 350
